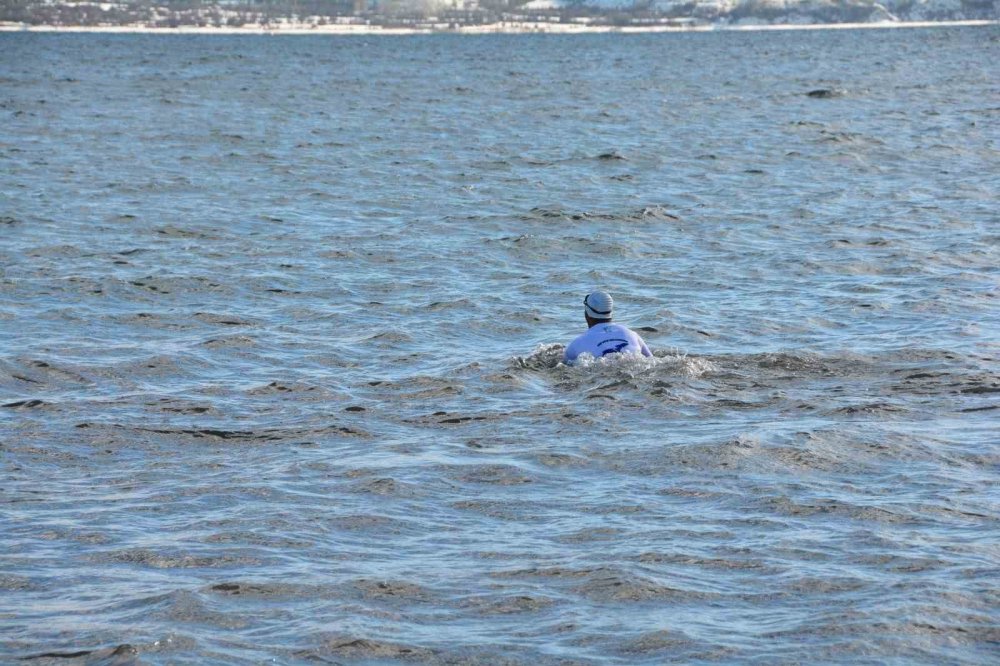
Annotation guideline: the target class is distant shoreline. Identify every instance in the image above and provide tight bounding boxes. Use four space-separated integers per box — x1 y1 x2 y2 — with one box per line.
0 19 996 36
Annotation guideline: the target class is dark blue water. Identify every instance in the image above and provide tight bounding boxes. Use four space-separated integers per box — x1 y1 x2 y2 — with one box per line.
1 27 998 664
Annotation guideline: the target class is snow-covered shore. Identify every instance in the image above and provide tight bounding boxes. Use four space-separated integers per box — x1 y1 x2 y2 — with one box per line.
0 19 995 34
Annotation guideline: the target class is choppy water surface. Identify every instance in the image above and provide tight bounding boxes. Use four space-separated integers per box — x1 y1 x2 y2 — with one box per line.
2 28 998 664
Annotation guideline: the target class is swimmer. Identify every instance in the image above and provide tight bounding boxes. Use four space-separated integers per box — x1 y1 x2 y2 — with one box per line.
563 291 652 365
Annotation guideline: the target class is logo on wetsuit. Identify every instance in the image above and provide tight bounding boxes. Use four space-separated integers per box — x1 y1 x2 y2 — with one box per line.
597 336 630 356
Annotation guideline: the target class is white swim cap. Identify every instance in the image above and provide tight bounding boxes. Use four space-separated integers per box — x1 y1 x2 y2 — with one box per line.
584 291 613 320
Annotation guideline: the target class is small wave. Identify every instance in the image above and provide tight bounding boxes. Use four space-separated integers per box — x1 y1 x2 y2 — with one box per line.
511 343 564 370
18 644 137 663
73 421 370 445
296 636 433 662
207 581 325 598
570 351 717 380
95 548 260 569
522 204 680 223
462 592 556 616
512 344 716 379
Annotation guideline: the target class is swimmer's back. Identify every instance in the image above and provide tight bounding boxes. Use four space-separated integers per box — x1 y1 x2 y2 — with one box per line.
563 322 651 365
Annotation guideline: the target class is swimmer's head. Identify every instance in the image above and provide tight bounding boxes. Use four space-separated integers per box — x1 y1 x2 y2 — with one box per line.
584 291 613 326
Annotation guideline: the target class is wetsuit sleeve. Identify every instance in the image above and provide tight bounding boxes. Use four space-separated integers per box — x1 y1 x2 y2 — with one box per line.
563 341 577 364
637 335 652 357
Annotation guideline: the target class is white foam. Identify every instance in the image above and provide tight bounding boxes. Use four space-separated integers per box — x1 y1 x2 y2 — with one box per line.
511 343 565 370
567 350 718 378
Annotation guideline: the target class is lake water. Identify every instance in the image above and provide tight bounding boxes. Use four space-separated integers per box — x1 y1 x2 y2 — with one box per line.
1 27 998 664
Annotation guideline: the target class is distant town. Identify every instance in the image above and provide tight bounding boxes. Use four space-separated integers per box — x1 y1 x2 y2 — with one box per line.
0 0 996 31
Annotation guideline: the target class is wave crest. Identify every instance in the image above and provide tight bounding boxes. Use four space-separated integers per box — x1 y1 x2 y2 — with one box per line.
511 344 717 378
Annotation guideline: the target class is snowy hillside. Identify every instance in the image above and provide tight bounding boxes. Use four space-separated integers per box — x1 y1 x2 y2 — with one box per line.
520 0 998 23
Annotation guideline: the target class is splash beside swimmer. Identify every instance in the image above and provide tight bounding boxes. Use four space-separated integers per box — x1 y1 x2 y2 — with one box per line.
563 291 652 365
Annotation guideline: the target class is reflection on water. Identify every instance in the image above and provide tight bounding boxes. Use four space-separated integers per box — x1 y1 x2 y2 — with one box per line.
1 27 998 664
